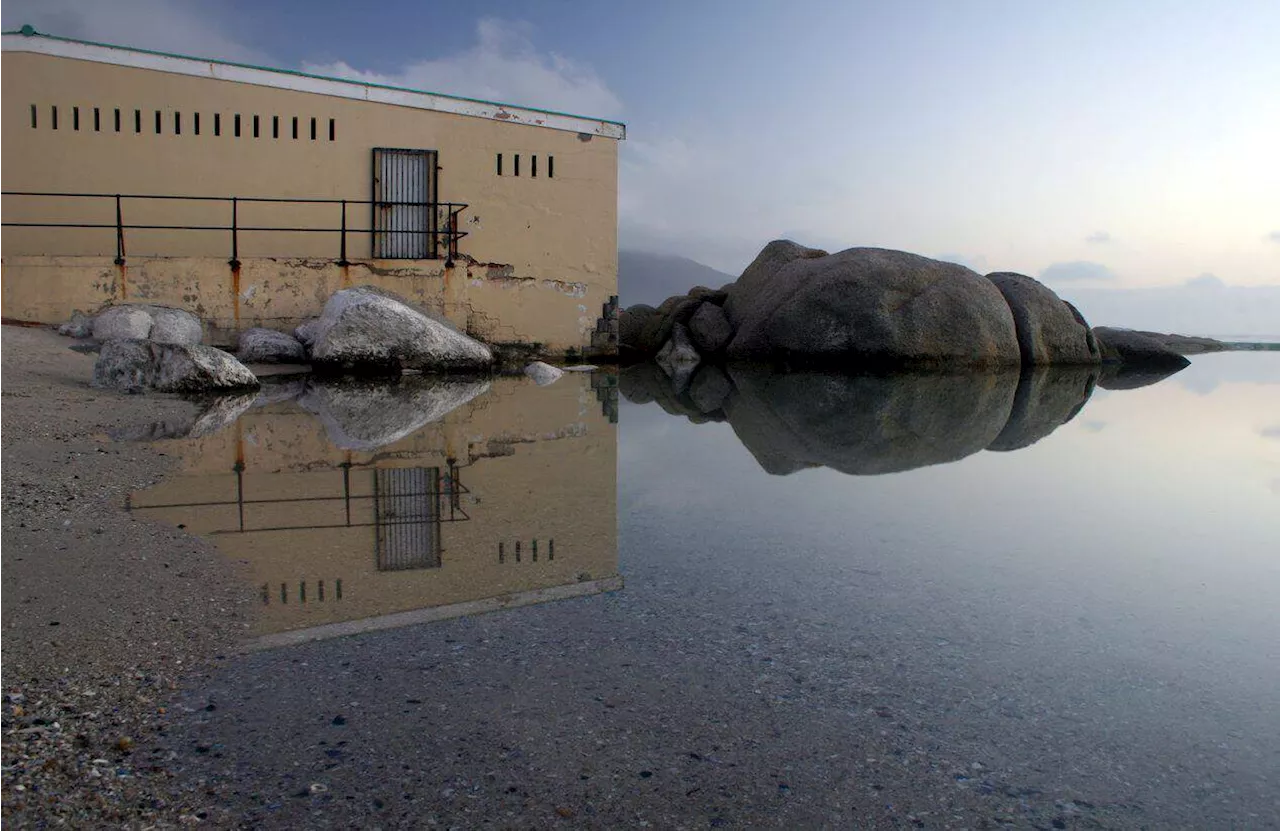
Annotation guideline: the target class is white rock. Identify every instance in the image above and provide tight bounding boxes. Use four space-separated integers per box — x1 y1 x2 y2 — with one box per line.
92 339 260 394
524 361 564 386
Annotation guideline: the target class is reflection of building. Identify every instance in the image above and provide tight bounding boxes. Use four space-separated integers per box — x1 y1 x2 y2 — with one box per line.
128 375 619 647
1 27 622 356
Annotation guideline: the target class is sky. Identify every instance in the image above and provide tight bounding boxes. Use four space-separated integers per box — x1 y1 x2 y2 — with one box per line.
5 0 1279 293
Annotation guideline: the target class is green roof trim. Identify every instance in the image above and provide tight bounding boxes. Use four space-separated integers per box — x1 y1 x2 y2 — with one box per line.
3 25 626 130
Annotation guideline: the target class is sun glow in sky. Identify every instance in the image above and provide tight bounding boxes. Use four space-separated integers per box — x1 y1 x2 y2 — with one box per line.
5 0 1279 289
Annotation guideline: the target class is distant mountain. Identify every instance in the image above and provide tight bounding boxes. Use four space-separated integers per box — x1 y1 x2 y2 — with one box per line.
618 251 736 308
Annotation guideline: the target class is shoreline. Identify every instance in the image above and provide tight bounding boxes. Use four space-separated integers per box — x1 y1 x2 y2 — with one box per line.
1 325 252 827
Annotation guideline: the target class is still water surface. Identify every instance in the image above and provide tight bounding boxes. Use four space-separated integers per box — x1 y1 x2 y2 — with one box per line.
129 356 1277 827
621 353 1279 826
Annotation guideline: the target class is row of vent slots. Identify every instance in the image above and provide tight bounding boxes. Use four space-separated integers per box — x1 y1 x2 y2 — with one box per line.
496 153 554 178
261 579 343 605
30 104 336 141
497 539 555 563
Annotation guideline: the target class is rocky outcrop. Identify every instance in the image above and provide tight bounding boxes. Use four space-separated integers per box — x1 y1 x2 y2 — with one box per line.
688 302 733 354
298 376 490 450
237 328 307 363
58 311 93 338
87 304 203 345
524 361 564 386
1093 327 1191 370
308 286 492 374
725 247 1020 368
985 272 1099 365
92 340 259 394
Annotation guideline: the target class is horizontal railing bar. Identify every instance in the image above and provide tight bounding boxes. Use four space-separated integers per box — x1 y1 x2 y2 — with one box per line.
2 190 467 209
1 221 469 239
134 491 468 511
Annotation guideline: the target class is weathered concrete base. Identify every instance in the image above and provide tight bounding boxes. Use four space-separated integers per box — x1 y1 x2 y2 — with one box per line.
1 255 617 358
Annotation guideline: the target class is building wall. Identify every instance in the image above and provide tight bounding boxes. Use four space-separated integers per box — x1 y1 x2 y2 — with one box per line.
0 50 620 354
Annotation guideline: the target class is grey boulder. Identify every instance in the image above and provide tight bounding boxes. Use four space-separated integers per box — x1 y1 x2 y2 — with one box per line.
90 304 202 344
308 287 492 373
58 311 93 338
524 361 564 386
92 340 259 394
724 244 1021 369
1093 327 1193 370
687 302 733 354
985 272 1099 365
237 327 307 363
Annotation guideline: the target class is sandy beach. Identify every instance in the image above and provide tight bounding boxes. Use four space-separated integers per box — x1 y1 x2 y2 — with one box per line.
1 325 251 827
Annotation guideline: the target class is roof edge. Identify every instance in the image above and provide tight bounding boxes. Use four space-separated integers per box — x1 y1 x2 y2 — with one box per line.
2 27 626 140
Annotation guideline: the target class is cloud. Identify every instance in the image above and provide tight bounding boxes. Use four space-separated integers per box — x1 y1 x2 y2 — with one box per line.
1 0 269 64
1038 261 1118 284
1185 273 1225 289
1085 231 1112 244
1268 231 1280 244
300 18 621 118
1261 426 1280 440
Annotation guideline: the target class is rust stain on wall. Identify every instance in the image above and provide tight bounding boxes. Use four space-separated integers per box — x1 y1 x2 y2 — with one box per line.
230 262 242 326
117 262 128 301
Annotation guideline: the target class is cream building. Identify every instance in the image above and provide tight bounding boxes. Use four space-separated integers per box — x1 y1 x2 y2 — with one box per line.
1 26 623 357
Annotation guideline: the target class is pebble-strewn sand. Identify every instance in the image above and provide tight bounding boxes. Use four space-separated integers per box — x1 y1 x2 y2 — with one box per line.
1 325 251 827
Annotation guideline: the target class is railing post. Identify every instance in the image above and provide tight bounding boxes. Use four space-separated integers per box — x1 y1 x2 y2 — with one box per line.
338 199 349 266
228 197 240 269
113 194 125 266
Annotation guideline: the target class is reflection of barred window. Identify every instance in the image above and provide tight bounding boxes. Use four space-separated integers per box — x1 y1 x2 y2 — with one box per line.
375 467 443 571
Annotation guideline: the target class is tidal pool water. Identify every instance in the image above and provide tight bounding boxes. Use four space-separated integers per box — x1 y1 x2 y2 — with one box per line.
129 355 1276 828
620 352 1280 827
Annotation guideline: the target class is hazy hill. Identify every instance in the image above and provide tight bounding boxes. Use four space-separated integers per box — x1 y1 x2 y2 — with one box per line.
618 251 736 308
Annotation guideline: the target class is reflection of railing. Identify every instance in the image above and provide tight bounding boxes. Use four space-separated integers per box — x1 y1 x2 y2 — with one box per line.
126 461 470 537
0 190 469 265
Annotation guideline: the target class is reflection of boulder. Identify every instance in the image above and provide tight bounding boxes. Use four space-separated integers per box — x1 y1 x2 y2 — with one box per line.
109 393 257 441
988 367 1098 451
655 323 701 390
724 369 1019 475
619 363 724 423
1097 362 1188 391
298 376 490 450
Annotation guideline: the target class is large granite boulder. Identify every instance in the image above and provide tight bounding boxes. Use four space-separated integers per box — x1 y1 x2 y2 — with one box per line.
985 273 1100 365
1093 327 1193 370
237 328 307 363
619 304 657 362
722 240 828 327
92 340 259 394
987 367 1098 452
298 376 490 450
687 286 729 306
723 368 1019 476
90 304 202 345
637 295 702 356
308 287 492 374
688 302 733 354
724 244 1021 369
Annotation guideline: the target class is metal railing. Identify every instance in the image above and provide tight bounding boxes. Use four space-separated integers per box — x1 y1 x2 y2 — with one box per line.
1 190 469 266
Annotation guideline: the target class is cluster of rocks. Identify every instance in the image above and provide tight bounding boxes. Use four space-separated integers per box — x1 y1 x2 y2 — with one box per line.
60 286 499 395
620 241 1191 386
